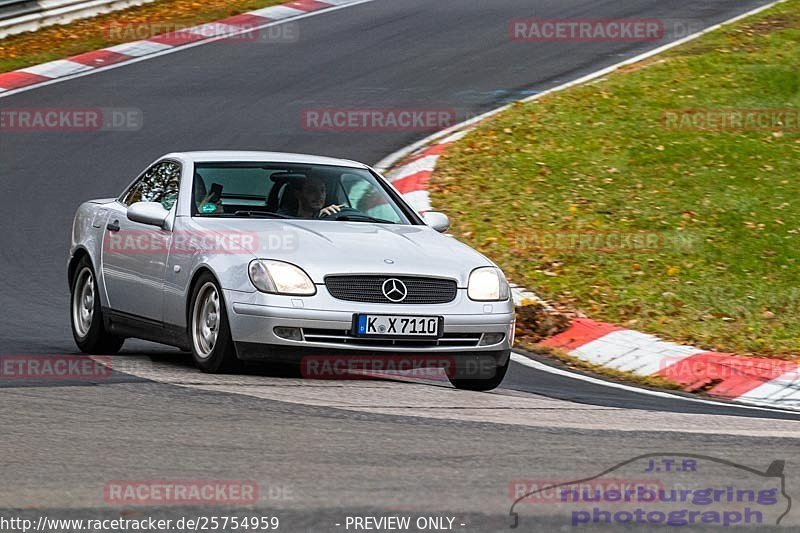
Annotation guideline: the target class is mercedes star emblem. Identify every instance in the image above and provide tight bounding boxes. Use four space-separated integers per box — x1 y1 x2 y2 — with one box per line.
382 278 408 302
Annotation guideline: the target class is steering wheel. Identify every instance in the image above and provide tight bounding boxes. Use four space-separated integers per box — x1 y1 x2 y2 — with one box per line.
318 206 360 219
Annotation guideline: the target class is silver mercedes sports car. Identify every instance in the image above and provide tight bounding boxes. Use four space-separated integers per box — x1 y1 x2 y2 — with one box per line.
68 151 515 390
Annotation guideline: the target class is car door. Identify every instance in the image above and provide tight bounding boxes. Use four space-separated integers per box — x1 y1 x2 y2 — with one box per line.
100 160 181 323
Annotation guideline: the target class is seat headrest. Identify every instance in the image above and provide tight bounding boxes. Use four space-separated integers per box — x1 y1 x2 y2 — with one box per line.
193 173 207 201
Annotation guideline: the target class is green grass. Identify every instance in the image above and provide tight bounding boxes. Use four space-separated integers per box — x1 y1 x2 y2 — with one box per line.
433 0 800 358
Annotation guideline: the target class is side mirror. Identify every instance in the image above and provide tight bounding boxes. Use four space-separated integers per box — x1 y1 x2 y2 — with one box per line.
422 211 450 233
127 202 169 228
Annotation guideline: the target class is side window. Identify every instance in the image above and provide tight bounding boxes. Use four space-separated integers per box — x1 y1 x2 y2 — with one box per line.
120 161 182 210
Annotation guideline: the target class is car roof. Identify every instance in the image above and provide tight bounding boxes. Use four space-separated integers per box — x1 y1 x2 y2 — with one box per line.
171 151 369 169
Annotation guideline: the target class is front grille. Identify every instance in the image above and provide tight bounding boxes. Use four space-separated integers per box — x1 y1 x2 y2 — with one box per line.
302 328 481 349
324 275 457 304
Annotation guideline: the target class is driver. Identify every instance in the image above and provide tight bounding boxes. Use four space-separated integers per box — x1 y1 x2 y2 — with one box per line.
294 176 344 218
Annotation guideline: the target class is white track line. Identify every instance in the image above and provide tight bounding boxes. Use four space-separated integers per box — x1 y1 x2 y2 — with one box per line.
510 353 800 415
376 0 795 414
374 0 787 171
0 0 379 99
6 0 793 417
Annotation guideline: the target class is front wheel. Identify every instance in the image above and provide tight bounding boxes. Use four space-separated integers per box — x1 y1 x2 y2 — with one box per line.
448 352 510 391
70 257 124 354
189 273 241 373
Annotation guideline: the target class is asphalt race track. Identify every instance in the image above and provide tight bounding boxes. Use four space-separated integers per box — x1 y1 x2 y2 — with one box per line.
1 0 799 531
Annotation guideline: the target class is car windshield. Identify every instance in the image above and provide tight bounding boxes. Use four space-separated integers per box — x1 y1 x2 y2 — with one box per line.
191 162 412 224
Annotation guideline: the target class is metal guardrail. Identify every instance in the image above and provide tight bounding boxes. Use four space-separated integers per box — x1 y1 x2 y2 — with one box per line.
0 0 41 21
0 0 154 38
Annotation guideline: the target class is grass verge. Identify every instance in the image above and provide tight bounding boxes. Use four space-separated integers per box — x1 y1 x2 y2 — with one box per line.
434 0 800 359
0 0 289 73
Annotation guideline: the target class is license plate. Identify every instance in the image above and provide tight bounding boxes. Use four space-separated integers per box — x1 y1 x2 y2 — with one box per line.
353 314 442 338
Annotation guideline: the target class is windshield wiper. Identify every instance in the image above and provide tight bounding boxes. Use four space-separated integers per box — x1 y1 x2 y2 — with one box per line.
336 214 396 224
232 210 290 219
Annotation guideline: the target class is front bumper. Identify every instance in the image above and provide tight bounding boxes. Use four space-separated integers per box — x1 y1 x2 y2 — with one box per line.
224 286 515 354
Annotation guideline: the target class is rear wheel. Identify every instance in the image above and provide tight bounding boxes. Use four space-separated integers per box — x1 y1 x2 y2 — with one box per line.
189 273 241 373
448 352 510 391
70 256 124 354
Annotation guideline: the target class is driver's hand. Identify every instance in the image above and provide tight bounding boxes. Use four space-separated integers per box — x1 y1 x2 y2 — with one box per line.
319 204 345 217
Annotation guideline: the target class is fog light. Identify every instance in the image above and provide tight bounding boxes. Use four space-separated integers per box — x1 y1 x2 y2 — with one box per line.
479 333 505 346
274 327 303 341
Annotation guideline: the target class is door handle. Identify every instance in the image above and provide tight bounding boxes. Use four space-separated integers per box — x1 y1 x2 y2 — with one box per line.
107 220 120 232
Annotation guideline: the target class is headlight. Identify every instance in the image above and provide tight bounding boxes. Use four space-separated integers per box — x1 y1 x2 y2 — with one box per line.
248 260 316 296
468 267 510 301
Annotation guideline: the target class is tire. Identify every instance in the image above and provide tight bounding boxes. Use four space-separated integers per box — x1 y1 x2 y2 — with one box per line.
189 273 242 373
448 352 510 391
70 256 124 354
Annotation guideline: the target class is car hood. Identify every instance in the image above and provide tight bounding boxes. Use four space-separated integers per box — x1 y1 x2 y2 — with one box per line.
191 218 493 285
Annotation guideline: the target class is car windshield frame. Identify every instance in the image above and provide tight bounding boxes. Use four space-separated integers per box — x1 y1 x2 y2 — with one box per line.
189 161 423 225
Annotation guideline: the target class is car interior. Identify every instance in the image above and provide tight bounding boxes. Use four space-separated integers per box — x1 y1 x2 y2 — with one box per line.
192 167 345 217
